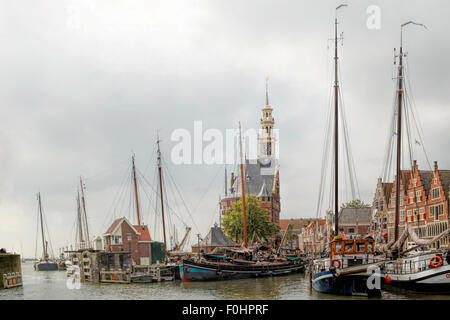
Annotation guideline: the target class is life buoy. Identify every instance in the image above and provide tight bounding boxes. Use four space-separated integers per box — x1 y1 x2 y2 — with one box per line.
331 259 341 268
430 256 443 268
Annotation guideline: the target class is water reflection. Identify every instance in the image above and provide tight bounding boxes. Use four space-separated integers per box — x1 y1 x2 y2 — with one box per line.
0 263 449 300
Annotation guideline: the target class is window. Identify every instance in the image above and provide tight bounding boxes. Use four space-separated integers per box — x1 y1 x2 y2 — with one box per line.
413 178 417 187
380 200 384 211
407 210 412 217
416 190 421 202
432 188 440 200
413 209 418 221
430 205 444 220
419 208 424 220
114 235 122 245
409 192 414 203
400 210 405 221
348 228 355 234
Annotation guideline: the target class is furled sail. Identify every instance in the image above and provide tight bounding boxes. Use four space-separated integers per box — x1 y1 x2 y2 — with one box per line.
376 224 450 253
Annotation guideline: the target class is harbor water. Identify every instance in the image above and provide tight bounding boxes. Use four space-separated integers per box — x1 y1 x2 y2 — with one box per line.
1 262 449 300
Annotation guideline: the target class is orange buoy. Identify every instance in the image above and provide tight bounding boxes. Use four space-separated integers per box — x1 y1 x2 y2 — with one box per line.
384 275 392 284
430 256 443 268
331 259 341 268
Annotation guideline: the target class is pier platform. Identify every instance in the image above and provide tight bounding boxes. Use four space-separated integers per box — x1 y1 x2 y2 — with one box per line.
0 253 23 289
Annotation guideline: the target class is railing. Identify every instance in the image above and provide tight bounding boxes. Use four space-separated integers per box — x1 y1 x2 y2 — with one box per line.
385 255 449 275
312 256 387 274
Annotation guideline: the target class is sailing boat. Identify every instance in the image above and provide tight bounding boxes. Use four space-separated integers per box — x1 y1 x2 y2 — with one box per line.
179 122 304 281
34 192 58 271
380 21 450 293
310 5 384 296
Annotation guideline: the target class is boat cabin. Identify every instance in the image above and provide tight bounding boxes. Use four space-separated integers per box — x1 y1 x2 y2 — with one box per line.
329 238 375 260
313 238 378 273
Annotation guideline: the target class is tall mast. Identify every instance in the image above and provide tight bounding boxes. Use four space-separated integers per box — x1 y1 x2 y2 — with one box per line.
132 155 142 227
79 176 90 243
157 138 168 252
238 122 248 248
38 192 47 259
332 4 348 237
393 21 427 252
76 190 84 245
394 37 404 246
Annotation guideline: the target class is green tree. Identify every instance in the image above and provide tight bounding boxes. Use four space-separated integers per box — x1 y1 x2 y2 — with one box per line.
341 199 370 209
222 195 278 243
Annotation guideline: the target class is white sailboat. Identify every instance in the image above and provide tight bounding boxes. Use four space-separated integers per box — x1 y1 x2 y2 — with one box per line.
34 192 58 271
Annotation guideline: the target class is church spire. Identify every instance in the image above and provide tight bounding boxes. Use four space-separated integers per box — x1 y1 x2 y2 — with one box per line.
259 77 275 158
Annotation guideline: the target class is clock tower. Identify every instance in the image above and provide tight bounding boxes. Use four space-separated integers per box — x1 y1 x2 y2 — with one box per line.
259 78 276 158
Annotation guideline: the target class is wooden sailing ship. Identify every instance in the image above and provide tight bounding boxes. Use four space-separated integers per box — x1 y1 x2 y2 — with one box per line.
379 21 450 293
310 5 385 296
179 122 304 282
34 192 59 271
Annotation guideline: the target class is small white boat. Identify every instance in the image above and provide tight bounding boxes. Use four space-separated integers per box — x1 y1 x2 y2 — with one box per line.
384 251 450 293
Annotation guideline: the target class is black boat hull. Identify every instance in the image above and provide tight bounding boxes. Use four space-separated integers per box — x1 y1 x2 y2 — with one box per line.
180 259 304 281
34 262 59 271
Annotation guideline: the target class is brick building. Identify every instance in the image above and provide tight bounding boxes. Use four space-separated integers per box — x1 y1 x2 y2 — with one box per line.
297 218 326 253
338 208 371 237
371 160 450 249
103 217 153 266
221 86 280 228
370 178 393 241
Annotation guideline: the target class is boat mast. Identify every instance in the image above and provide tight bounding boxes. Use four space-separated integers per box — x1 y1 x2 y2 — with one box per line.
37 192 47 259
157 139 168 252
132 155 142 227
79 176 90 243
76 190 84 246
393 21 426 255
238 122 248 248
333 5 345 236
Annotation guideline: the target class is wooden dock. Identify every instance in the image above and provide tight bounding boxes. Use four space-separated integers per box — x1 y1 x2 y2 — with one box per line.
2 272 23 289
0 253 22 289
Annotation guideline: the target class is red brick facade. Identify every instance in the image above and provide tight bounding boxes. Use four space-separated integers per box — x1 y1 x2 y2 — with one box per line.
372 161 450 249
103 218 152 266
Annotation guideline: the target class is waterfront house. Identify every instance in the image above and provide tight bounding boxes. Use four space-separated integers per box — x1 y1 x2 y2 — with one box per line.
103 217 153 265
338 208 371 237
370 160 450 249
297 218 326 254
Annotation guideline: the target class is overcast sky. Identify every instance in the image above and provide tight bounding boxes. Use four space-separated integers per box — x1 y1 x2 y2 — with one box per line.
1 0 449 258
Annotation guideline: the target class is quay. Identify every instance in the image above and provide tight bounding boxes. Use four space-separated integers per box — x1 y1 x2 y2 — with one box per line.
66 250 177 284
0 252 23 289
